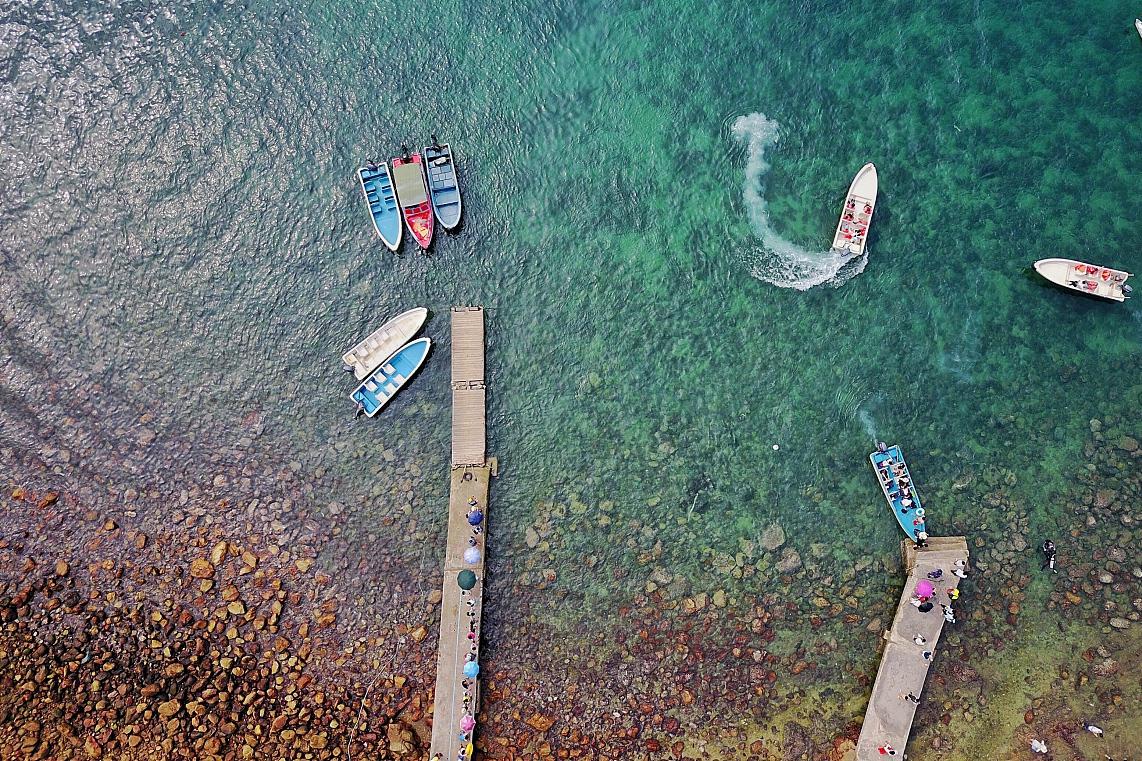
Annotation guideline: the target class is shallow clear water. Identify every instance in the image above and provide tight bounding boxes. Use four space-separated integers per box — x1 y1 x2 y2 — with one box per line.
2 0 1140 755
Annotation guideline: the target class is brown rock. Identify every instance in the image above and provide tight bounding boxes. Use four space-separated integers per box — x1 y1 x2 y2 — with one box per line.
226 602 246 616
55 560 69 577
83 737 102 758
525 713 555 731
157 699 181 718
271 715 287 732
410 626 427 643
190 559 215 579
210 541 229 566
38 492 59 509
222 585 240 602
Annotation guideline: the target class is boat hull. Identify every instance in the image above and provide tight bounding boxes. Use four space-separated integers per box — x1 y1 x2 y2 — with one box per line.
358 164 402 251
392 154 434 250
869 445 926 541
1033 258 1132 302
350 337 432 418
342 307 429 380
423 143 462 229
831 163 878 257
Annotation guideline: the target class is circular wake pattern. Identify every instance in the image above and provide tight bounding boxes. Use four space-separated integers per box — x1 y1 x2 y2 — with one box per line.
731 113 868 290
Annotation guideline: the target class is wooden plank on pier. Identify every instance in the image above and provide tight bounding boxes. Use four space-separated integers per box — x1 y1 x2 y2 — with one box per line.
430 306 490 761
855 536 970 760
451 387 486 468
450 307 484 387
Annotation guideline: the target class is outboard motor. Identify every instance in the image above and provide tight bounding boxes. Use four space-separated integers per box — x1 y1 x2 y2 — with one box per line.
876 441 888 453
1122 283 1133 296
342 364 355 374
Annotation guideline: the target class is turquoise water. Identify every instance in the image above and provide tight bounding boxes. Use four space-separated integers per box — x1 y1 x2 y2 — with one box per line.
2 0 1140 756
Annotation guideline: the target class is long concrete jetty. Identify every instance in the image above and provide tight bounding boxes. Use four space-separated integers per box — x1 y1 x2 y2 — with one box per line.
429 307 490 761
855 536 970 759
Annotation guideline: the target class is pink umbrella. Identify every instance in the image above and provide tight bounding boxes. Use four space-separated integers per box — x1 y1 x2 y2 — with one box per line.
915 579 934 598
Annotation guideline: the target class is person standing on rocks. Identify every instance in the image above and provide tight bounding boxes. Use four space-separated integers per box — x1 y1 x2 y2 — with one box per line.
1041 539 1058 573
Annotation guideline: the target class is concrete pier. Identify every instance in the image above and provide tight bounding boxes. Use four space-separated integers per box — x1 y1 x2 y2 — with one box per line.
428 307 490 761
855 536 970 759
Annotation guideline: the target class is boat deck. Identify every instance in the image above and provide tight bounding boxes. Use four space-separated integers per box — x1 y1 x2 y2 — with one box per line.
855 536 970 759
429 306 490 761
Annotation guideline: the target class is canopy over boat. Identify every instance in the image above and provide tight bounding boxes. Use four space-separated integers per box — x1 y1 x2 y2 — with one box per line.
869 444 926 541
358 163 402 251
342 307 428 380
423 141 462 229
392 153 434 250
831 163 878 257
1033 258 1133 302
350 337 431 418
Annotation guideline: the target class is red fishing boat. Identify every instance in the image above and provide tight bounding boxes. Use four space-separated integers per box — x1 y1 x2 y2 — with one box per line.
391 150 434 250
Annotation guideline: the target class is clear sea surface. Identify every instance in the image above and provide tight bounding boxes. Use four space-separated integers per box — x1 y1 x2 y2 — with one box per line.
2 0 1140 756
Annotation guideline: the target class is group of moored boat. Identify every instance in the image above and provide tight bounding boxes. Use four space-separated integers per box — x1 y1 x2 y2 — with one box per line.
343 307 431 418
358 137 462 253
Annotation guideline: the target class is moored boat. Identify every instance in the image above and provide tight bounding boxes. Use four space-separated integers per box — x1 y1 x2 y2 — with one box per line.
341 307 428 380
391 150 434 250
831 163 878 257
869 443 927 542
358 162 402 251
1033 258 1133 302
422 137 462 229
1136 18 1142 41
350 337 432 418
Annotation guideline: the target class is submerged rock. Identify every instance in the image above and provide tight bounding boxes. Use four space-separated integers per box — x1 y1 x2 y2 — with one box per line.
777 548 802 574
761 522 786 551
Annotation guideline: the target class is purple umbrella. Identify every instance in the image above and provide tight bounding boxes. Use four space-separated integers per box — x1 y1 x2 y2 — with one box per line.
915 579 934 598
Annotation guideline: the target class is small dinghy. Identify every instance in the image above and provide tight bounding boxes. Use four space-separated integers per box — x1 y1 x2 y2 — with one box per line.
391 150 434 250
1136 18 1142 41
1034 258 1133 302
831 163 878 257
358 162 401 251
341 307 428 380
422 137 462 229
869 443 927 542
350 337 431 418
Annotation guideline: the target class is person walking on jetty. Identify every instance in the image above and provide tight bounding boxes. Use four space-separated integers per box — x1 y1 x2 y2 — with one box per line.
941 604 956 624
913 634 927 646
876 742 896 755
1041 539 1058 573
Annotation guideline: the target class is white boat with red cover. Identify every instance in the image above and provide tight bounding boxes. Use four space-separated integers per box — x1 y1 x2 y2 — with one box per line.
1034 258 1133 302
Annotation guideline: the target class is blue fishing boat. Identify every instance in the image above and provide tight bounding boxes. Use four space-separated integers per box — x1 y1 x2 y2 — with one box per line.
869 443 927 541
422 138 462 229
350 337 431 418
358 162 402 251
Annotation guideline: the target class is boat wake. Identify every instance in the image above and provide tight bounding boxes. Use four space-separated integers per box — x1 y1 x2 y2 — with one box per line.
731 113 867 291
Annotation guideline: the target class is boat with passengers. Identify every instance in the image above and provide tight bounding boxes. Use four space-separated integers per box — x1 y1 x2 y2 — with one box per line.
1033 258 1133 302
831 163 878 257
869 442 927 542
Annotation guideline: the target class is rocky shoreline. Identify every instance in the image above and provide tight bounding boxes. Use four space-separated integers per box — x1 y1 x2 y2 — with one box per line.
1 409 1138 760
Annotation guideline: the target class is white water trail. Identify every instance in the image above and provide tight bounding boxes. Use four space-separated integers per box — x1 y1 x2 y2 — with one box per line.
731 113 867 291
858 409 878 441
